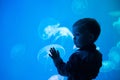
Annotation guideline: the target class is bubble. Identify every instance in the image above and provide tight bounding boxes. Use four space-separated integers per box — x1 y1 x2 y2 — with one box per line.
10 44 26 61
48 74 64 80
37 44 66 72
71 0 88 15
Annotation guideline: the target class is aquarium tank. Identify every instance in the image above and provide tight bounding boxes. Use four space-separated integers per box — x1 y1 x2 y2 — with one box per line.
1 0 120 80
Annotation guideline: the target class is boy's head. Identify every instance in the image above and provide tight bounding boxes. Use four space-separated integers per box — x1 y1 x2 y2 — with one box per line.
72 18 101 48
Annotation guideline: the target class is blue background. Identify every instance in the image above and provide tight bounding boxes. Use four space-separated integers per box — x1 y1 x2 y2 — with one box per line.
1 0 120 80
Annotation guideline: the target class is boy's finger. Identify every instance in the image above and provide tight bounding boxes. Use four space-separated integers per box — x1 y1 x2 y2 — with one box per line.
49 53 53 58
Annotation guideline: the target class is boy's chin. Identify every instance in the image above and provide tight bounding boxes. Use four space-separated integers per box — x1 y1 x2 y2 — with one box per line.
75 45 82 48
76 44 86 48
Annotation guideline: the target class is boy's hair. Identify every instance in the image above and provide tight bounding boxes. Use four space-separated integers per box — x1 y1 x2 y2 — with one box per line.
72 18 101 42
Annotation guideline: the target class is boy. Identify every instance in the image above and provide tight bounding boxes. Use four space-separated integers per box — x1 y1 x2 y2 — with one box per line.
49 18 102 80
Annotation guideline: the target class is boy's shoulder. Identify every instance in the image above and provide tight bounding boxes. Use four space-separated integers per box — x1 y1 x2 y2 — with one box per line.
70 49 89 60
71 48 102 60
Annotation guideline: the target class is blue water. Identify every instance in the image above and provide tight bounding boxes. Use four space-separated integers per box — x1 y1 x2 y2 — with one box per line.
1 0 120 80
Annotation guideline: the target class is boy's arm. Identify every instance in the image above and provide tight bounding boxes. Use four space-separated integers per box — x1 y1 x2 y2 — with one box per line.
49 47 69 76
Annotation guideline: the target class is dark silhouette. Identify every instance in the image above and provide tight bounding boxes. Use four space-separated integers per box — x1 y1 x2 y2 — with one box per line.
49 18 102 80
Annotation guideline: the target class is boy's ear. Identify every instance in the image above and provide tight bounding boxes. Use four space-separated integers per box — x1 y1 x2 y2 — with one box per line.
90 33 94 41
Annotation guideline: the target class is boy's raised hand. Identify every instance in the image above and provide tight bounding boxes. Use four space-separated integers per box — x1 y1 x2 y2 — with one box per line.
49 47 60 59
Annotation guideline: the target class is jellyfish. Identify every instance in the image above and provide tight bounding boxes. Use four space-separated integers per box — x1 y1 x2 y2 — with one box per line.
48 74 64 80
10 44 26 62
109 11 120 17
38 18 74 51
113 17 120 34
38 19 73 42
100 60 116 72
71 0 88 15
100 41 120 72
38 18 60 40
37 44 66 72
108 42 120 70
117 41 120 48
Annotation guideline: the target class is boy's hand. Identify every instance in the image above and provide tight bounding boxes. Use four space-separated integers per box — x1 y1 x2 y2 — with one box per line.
49 47 60 59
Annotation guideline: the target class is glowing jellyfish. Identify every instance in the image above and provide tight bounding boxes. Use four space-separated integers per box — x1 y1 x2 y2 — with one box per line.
71 0 88 15
37 44 66 72
100 60 116 72
101 41 120 72
10 44 26 61
48 74 64 80
109 11 120 17
38 18 60 40
113 17 120 34
117 41 120 48
108 45 120 70
38 20 73 42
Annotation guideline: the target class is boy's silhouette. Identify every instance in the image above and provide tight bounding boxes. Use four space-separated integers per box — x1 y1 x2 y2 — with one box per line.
49 18 102 80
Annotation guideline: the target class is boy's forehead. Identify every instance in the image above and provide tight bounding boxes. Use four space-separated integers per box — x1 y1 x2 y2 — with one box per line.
72 25 87 33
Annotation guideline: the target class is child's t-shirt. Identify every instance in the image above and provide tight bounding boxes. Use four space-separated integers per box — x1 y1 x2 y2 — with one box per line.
52 44 102 80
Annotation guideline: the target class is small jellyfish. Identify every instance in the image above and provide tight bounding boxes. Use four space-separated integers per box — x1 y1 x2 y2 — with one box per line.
71 0 88 15
37 44 66 72
38 18 59 40
10 44 26 62
117 41 120 48
48 74 64 80
38 19 73 42
113 17 120 34
108 46 120 70
100 60 116 72
109 11 120 17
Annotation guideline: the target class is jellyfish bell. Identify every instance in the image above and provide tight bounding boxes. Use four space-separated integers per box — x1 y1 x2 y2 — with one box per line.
108 46 120 70
113 17 120 34
37 44 66 72
38 18 59 40
100 60 116 72
42 24 60 40
109 11 120 17
53 26 73 41
10 44 26 62
117 41 120 48
48 74 64 80
71 0 88 15
38 21 73 42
